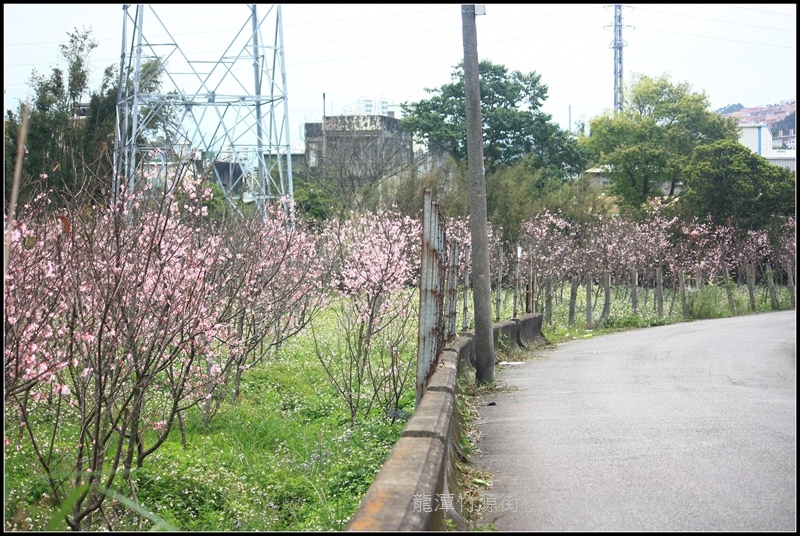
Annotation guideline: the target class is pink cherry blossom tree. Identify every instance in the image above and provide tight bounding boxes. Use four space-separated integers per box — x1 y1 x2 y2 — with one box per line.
313 208 420 426
4 170 330 529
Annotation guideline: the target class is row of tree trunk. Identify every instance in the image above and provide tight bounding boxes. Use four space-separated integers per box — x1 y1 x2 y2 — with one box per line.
500 260 796 328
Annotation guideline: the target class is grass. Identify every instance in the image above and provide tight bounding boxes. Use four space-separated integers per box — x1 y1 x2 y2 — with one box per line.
4 315 409 532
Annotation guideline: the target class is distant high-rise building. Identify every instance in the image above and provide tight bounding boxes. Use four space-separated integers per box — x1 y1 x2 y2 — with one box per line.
355 96 389 116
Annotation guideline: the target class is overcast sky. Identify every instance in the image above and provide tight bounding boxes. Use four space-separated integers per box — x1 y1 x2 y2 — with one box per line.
4 3 796 142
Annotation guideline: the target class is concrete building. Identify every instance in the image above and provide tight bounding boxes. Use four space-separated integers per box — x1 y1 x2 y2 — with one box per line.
773 128 796 150
304 115 414 188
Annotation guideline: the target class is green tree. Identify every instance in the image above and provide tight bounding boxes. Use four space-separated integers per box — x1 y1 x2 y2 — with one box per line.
5 27 98 207
716 103 744 115
485 154 588 243
681 139 796 231
5 28 168 209
79 65 119 199
400 59 583 176
401 59 590 241
583 72 740 217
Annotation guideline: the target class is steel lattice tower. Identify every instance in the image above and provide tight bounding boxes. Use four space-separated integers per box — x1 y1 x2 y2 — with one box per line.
113 4 293 215
611 4 626 112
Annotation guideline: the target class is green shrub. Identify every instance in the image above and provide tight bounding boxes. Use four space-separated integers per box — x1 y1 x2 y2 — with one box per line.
687 285 729 320
600 312 644 329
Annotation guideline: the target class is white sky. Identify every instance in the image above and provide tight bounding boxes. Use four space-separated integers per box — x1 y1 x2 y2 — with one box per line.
4 3 797 143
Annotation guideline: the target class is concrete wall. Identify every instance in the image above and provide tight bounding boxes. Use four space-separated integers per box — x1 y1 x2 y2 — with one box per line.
345 313 544 531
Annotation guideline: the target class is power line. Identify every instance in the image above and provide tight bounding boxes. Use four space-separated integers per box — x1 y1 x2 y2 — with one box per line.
634 6 796 33
633 25 795 49
282 5 454 27
722 3 797 17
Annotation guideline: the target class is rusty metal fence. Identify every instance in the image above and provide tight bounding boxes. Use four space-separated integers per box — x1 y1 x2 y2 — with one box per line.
415 192 544 406
416 189 458 405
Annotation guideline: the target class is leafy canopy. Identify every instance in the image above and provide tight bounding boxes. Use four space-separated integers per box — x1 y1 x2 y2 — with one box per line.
400 59 584 176
681 139 796 232
5 27 168 210
582 72 740 217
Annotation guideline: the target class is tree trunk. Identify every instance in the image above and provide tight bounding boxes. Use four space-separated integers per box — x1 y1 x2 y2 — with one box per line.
545 276 553 325
655 267 663 318
631 268 638 314
786 260 796 309
679 268 688 317
568 274 579 328
602 270 611 320
585 273 593 327
178 410 187 449
766 262 779 309
723 264 736 316
746 262 757 312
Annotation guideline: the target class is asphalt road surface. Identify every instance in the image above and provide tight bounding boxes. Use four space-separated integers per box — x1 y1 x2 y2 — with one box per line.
474 310 796 531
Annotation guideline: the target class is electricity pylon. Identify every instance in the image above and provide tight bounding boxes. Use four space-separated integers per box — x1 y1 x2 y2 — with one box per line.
113 4 293 215
611 4 628 112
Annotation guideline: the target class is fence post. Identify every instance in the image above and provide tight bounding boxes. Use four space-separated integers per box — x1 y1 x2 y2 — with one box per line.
462 246 471 332
495 245 503 322
526 244 533 313
446 242 459 340
513 242 521 318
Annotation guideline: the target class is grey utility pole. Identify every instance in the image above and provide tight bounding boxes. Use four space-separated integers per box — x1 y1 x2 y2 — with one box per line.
461 4 495 384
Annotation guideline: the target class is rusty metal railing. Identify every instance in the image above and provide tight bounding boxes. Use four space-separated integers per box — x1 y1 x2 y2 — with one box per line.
416 189 456 406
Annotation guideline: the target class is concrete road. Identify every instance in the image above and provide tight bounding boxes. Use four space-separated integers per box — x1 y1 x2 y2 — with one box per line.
474 310 796 531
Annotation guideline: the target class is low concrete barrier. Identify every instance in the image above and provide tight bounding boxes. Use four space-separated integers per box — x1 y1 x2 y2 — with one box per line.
493 320 520 352
513 313 544 348
345 343 469 532
346 314 545 531
344 435 447 531
445 332 474 369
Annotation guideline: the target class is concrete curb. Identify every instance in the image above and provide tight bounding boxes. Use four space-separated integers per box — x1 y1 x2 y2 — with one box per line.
345 314 544 531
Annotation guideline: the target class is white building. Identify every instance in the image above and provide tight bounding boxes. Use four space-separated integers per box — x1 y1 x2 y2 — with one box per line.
739 125 796 173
